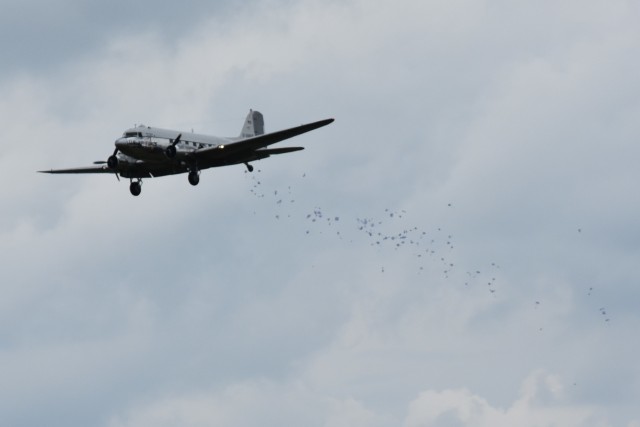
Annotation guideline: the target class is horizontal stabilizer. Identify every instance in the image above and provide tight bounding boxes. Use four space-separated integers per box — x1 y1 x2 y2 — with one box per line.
257 147 304 155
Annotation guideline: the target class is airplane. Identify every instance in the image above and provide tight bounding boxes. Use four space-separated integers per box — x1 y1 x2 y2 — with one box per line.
39 110 334 196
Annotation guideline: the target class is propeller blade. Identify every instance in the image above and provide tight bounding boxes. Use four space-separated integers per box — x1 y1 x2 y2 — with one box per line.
170 133 182 147
93 161 107 165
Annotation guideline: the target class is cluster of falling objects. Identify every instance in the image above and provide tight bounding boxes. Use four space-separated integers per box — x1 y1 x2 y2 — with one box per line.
246 170 298 219
315 205 504 297
465 265 501 296
245 172 614 322
586 287 611 323
305 207 341 237
249 172 503 295
354 211 453 272
247 169 265 199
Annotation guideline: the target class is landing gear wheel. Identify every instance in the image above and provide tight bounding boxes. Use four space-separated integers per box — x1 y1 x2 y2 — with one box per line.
188 171 200 186
245 163 254 172
129 181 141 196
107 155 118 169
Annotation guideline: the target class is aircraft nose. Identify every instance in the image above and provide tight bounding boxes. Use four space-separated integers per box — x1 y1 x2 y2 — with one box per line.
115 138 127 149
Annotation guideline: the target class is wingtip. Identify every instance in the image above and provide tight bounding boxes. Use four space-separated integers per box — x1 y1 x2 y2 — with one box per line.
317 117 335 127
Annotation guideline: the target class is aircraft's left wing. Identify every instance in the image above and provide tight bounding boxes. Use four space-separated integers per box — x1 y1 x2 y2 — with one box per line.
193 118 334 162
38 165 114 174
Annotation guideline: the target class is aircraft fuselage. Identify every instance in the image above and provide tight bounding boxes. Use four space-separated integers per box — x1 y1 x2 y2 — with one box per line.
39 110 334 196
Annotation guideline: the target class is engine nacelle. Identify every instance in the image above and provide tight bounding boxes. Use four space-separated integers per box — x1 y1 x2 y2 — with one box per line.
165 145 177 158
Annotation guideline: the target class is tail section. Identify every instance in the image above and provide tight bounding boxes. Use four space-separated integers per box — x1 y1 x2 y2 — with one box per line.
239 109 264 138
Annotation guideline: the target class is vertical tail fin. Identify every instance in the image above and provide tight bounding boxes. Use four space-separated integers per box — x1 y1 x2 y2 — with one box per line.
239 109 264 138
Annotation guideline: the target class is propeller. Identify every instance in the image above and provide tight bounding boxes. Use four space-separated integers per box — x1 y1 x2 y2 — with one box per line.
107 147 120 181
166 133 182 158
107 147 119 167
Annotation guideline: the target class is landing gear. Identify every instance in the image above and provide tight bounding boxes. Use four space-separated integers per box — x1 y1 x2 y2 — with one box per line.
188 170 200 186
129 180 142 196
244 162 254 172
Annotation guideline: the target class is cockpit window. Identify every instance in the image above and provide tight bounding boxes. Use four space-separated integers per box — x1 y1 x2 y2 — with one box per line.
124 132 142 138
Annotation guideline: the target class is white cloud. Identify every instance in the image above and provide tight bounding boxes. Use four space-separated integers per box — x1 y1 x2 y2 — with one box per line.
404 371 600 427
108 380 386 427
109 370 629 427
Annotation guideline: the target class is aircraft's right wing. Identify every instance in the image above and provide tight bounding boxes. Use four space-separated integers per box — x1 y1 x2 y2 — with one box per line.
38 165 114 174
193 118 334 162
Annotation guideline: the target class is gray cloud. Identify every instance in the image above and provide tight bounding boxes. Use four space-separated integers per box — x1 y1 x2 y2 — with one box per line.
0 0 253 77
1 0 640 426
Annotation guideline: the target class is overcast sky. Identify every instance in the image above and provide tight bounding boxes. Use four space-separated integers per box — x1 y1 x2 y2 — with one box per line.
1 0 640 426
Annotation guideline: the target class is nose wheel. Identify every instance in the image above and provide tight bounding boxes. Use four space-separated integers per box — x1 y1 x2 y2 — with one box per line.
129 180 142 196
